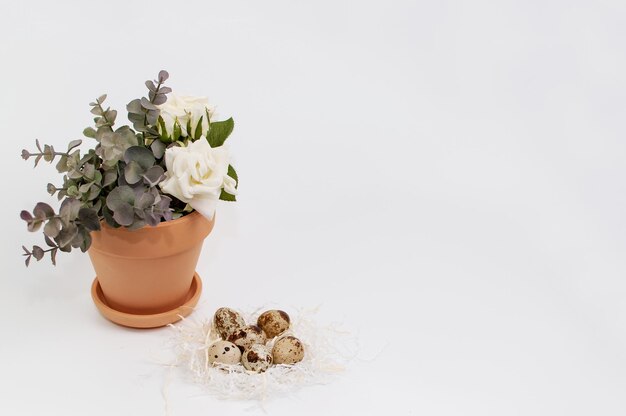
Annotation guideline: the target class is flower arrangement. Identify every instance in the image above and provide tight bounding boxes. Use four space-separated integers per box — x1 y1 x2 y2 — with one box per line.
20 70 238 266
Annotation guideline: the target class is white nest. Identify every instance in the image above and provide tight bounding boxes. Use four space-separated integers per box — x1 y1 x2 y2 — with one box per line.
167 306 355 401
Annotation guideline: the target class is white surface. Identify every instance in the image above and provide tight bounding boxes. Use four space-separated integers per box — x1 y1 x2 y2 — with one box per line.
1 0 626 414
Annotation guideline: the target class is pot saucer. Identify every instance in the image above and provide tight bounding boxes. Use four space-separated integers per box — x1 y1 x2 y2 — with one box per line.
91 273 203 329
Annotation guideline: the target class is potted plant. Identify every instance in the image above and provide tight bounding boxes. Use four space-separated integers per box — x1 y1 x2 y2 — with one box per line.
19 70 239 328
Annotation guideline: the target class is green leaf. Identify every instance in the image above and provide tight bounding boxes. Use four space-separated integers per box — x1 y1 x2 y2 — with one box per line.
106 109 117 124
66 185 79 196
194 116 204 140
102 206 118 228
126 99 144 115
83 127 96 138
79 182 92 194
152 94 166 105
43 145 54 162
57 224 78 247
106 186 135 211
78 207 101 231
58 243 72 253
157 117 169 142
207 118 234 148
93 170 102 185
87 185 100 201
124 146 155 170
20 211 33 222
44 218 62 238
127 219 147 231
88 186 100 201
142 165 164 187
227 165 238 188
60 198 81 224
219 190 237 202
219 165 238 201
135 192 155 210
146 109 159 126
82 163 95 180
140 97 158 110
79 230 92 253
44 235 56 247
112 203 134 226
55 155 69 173
67 139 82 152
33 202 54 219
151 139 166 159
172 119 182 142
124 161 144 185
102 169 117 187
67 168 83 180
32 246 45 261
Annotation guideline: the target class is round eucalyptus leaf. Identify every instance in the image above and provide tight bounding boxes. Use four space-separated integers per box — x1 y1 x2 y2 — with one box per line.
143 165 164 187
44 218 62 238
106 186 135 211
20 210 33 222
150 139 166 159
124 146 155 170
32 246 45 261
135 191 156 210
124 161 144 185
127 98 143 115
112 203 134 227
78 207 100 231
33 202 54 219
140 97 158 110
47 183 57 195
57 224 78 247
152 94 166 105
60 198 81 224
79 182 92 194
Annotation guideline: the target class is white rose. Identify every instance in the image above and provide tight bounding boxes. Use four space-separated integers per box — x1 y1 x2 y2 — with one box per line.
157 94 216 140
159 138 237 220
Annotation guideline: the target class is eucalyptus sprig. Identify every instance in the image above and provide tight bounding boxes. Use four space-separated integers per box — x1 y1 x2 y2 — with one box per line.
20 69 238 266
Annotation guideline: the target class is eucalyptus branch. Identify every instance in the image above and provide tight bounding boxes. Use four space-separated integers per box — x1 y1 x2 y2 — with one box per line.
95 102 114 128
21 139 71 167
22 243 59 267
142 78 165 140
126 70 171 142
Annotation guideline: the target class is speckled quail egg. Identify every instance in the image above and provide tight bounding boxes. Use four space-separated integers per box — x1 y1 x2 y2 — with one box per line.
272 336 305 364
242 344 273 373
257 310 290 339
213 307 246 339
227 324 267 352
207 340 241 365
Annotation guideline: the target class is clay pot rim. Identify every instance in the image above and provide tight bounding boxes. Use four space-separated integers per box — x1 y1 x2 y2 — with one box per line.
99 210 208 232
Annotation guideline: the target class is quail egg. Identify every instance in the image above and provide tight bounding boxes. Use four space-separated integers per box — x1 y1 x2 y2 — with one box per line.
207 340 241 365
213 307 245 339
227 324 267 352
242 344 273 373
257 309 290 339
272 336 305 364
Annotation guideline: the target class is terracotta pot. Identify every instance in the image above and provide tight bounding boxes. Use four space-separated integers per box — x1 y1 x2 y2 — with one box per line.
88 212 215 315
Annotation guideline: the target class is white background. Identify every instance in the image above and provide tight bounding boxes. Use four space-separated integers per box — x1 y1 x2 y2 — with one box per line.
1 0 625 414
